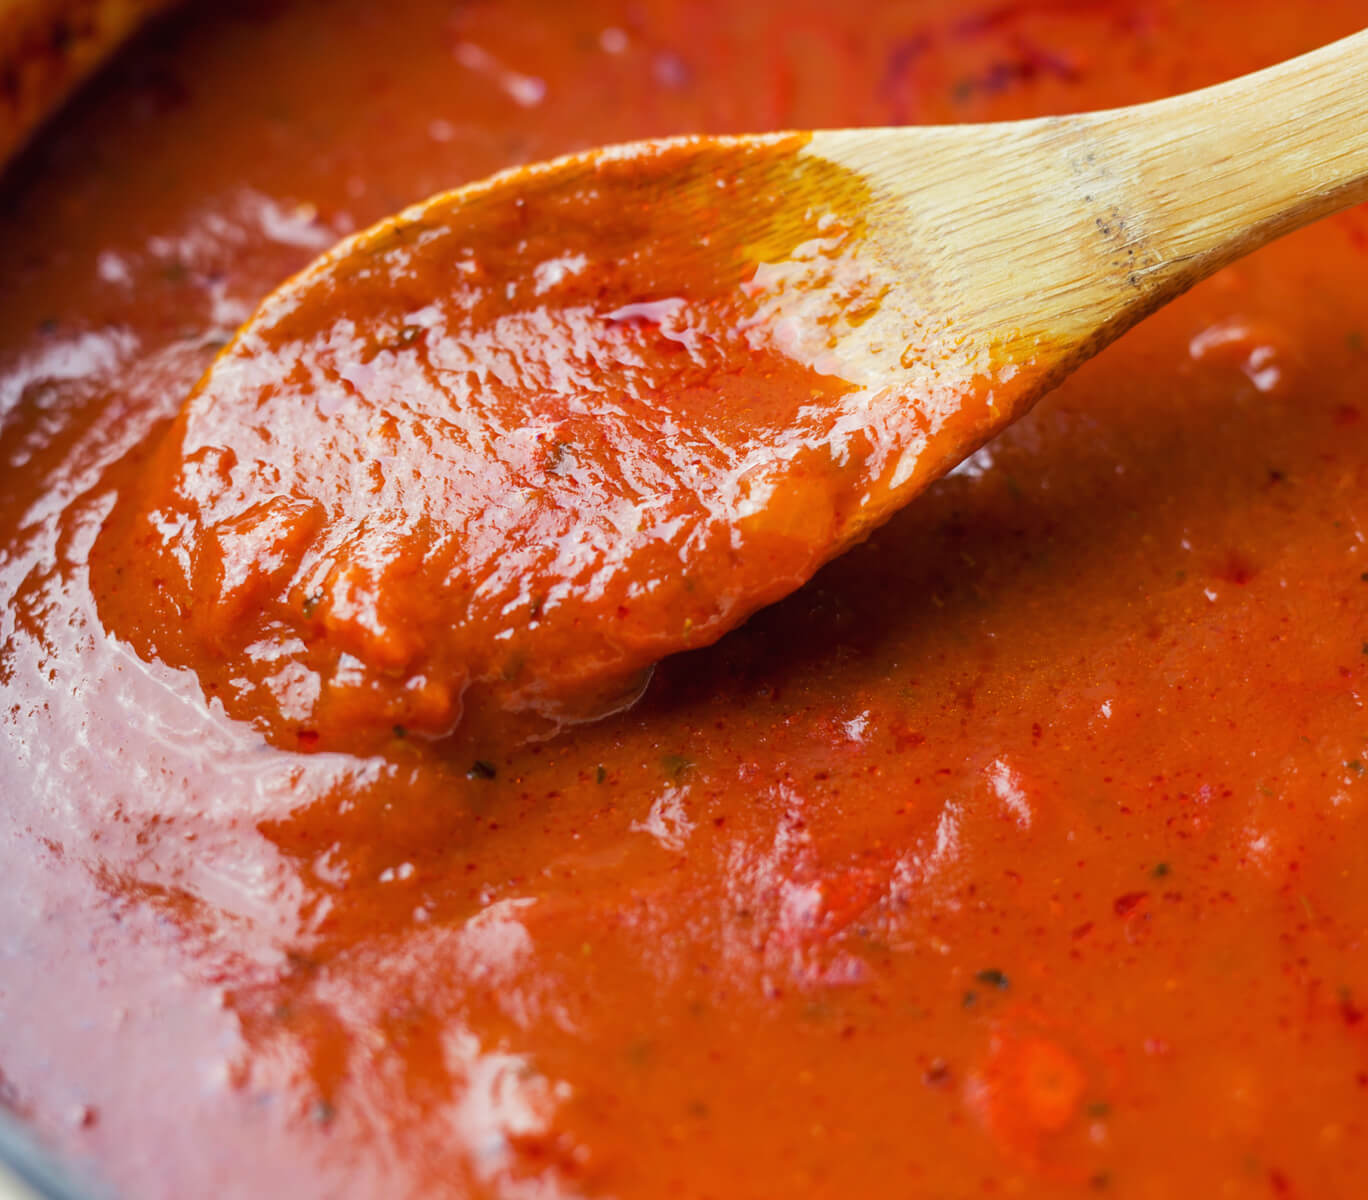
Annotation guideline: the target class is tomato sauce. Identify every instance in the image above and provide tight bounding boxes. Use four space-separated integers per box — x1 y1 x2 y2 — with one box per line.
3 1 1368 1197
89 126 1022 758
91 135 888 753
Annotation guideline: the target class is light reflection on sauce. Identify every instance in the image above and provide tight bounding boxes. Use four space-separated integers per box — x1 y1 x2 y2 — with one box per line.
93 136 900 753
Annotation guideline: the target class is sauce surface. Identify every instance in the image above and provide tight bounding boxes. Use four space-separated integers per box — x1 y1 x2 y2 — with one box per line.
92 130 1016 756
3 1 1368 1197
93 136 886 751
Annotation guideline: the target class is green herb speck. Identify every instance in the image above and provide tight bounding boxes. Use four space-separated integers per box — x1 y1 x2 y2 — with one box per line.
662 753 694 777
468 760 497 780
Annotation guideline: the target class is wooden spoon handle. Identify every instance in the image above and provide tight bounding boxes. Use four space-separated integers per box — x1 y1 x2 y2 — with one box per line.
1100 27 1368 300
810 30 1368 373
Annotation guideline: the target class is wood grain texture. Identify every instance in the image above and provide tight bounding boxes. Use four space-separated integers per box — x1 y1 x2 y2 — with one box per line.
809 27 1368 386
0 0 178 170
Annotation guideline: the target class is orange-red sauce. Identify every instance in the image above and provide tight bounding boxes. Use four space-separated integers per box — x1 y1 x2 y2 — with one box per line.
90 121 1024 755
92 135 889 752
3 1 1368 1197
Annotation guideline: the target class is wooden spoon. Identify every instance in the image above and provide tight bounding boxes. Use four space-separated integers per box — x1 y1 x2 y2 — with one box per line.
99 29 1368 752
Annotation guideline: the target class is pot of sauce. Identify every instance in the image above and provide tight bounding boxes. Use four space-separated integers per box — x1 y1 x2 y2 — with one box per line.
3 2 1368 1197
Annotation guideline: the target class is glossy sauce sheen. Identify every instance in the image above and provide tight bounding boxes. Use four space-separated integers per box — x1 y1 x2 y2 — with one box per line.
3 1 1368 1197
94 137 885 751
92 134 1011 756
